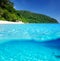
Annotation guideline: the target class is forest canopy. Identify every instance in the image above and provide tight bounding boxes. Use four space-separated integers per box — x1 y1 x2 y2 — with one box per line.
0 0 58 23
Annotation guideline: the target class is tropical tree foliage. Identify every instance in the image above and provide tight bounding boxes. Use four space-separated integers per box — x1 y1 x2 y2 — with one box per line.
0 0 58 23
16 10 58 23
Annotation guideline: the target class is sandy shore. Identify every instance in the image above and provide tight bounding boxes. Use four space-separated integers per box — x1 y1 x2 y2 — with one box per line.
0 20 24 24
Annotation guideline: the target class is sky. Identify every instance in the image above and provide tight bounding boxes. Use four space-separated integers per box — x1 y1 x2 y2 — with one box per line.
12 0 60 22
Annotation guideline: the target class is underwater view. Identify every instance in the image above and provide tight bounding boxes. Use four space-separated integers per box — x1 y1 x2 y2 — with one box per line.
0 24 60 61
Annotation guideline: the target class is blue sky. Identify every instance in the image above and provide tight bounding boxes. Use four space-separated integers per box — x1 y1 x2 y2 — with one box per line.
12 0 60 22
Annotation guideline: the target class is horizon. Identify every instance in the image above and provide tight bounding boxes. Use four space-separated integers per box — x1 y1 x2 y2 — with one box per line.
11 0 60 23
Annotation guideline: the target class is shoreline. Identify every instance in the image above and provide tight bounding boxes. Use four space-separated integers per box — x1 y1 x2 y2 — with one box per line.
0 20 24 24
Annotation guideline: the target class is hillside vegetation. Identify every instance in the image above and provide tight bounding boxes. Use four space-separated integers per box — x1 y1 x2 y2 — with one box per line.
0 0 58 23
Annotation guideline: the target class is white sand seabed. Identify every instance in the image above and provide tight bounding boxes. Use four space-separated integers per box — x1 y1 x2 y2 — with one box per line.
0 20 24 24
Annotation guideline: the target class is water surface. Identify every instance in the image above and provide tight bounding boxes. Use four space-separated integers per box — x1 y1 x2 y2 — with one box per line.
0 24 60 61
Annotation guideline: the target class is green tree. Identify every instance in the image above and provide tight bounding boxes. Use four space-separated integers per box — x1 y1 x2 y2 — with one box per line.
0 8 3 17
2 10 17 21
0 0 13 8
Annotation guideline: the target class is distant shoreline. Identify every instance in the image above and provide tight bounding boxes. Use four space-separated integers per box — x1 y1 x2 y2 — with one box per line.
0 20 24 24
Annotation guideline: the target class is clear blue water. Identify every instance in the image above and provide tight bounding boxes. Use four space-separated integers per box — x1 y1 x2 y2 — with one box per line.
0 24 60 61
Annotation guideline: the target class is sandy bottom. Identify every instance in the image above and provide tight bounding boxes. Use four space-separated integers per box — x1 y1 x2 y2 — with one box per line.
0 40 60 61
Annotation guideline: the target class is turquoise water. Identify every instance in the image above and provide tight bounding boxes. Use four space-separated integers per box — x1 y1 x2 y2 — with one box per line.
0 24 60 61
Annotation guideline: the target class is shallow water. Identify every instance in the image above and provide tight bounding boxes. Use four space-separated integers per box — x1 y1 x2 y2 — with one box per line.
0 24 60 61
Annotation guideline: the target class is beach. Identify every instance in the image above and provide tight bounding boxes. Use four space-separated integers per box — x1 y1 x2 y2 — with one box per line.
0 20 24 24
